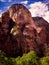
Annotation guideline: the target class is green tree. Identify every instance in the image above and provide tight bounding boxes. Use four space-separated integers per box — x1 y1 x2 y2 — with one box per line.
40 56 49 65
15 51 39 65
0 50 14 65
0 50 40 65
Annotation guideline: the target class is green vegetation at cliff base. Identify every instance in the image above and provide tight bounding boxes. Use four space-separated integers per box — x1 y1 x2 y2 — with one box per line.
0 50 49 65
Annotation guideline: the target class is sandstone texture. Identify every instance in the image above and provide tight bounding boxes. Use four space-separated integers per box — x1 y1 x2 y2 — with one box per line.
0 4 49 57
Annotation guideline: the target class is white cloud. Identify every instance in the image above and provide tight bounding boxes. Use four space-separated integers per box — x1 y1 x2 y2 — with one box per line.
0 6 10 17
0 0 12 2
8 0 12 2
43 11 49 22
43 0 49 4
29 2 49 23
20 1 28 5
0 10 3 17
0 0 6 2
3 6 10 10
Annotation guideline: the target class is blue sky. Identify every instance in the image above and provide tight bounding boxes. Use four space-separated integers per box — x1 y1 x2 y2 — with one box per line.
0 0 49 22
0 0 49 12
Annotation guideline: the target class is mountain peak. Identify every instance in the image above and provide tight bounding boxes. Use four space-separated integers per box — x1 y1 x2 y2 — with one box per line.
0 4 49 57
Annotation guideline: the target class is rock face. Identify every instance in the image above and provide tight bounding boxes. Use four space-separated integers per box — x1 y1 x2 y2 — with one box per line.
0 17 2 22
0 17 2 29
0 4 49 57
33 17 49 56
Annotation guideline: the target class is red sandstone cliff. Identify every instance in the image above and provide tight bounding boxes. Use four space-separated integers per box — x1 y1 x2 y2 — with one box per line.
0 4 49 57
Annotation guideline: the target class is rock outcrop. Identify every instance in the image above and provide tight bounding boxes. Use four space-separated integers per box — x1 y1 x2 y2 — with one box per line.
0 4 49 57
33 17 49 56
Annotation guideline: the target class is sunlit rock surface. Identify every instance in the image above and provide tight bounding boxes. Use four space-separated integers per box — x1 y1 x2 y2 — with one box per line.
0 4 49 57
